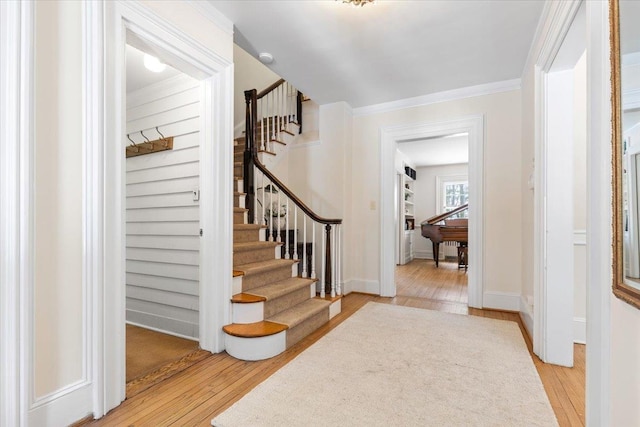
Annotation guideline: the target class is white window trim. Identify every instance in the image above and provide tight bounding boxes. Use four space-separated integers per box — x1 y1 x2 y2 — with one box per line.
435 174 469 215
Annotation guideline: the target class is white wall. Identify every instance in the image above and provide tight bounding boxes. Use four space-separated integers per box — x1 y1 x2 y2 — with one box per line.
33 0 84 401
413 164 469 260
234 44 280 134
276 102 354 286
126 75 201 339
351 90 522 295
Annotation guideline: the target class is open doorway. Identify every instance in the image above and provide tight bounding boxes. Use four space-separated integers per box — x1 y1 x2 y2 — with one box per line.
124 44 204 392
394 133 470 310
380 116 484 308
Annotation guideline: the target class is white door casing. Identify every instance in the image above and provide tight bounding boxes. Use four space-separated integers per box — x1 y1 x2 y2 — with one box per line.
84 0 233 417
380 116 484 307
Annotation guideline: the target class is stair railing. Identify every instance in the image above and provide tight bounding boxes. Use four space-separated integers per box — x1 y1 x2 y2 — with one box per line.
244 83 342 297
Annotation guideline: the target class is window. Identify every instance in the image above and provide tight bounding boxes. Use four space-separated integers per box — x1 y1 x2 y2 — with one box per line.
437 175 469 219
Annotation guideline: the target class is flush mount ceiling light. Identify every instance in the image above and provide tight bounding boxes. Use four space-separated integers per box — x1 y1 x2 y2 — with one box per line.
259 52 274 64
143 54 166 73
339 0 375 7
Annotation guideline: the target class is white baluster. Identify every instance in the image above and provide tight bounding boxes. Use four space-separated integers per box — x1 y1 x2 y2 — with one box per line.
337 225 342 295
302 215 307 278
321 226 326 298
293 205 298 260
269 179 274 242
277 190 282 243
331 225 336 298
285 199 290 259
254 167 258 225
260 99 265 151
261 172 265 228
311 222 316 279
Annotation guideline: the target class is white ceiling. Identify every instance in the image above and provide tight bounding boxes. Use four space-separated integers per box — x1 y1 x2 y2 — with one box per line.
126 44 181 94
210 0 545 108
397 134 468 167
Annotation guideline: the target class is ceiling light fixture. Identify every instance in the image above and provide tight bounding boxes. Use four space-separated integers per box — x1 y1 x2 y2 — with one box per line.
259 53 274 64
339 0 375 7
143 54 166 73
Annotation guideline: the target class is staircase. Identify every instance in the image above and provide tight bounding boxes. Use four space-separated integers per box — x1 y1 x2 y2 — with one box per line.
223 80 342 361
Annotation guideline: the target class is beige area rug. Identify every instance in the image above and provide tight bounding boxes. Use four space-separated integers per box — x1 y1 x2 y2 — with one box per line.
212 302 558 427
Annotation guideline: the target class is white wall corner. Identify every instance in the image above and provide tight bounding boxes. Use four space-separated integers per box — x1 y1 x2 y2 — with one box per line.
483 291 521 312
519 295 534 340
343 279 380 296
573 317 586 344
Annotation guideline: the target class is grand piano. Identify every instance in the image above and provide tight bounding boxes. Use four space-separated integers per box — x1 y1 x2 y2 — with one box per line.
420 204 468 268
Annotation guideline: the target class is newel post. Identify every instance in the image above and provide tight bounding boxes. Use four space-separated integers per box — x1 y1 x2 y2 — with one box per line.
244 89 257 224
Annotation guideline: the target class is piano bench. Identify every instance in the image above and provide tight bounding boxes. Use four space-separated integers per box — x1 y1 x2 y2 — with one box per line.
457 245 468 272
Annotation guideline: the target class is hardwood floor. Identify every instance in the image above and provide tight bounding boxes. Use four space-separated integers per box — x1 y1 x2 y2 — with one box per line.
83 260 585 426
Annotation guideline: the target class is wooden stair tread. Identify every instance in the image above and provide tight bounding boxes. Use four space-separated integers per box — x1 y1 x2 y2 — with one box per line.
234 241 282 252
231 293 265 303
233 207 248 213
223 321 287 338
234 191 246 196
269 299 331 329
246 277 317 301
271 139 286 145
233 270 244 277
235 258 297 276
233 223 263 230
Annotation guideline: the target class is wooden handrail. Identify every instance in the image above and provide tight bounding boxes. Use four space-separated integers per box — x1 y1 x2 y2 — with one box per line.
257 78 285 99
253 155 342 225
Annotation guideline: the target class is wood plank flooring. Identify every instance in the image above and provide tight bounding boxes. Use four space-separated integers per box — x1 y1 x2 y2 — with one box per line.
83 260 585 426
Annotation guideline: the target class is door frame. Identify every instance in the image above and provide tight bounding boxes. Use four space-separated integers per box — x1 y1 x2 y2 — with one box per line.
83 1 233 416
379 116 485 307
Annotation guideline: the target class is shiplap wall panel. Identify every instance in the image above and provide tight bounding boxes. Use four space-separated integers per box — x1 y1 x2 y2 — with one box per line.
127 192 197 209
127 176 200 197
127 299 199 323
127 87 200 121
126 145 199 172
126 206 199 222
126 102 199 134
126 75 201 339
127 286 198 310
126 221 199 236
127 273 198 295
127 311 198 339
127 162 199 185
127 248 199 265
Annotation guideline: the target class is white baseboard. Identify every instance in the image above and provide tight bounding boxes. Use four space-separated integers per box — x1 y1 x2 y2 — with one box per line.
519 294 534 339
29 382 93 426
573 317 586 344
483 291 520 311
414 250 431 260
343 279 380 295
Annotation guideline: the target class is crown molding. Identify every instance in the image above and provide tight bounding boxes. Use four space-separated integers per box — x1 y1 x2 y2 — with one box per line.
352 79 521 117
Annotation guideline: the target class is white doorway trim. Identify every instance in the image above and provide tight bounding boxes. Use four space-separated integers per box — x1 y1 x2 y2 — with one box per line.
380 116 484 308
1 1 34 425
83 1 233 417
532 1 582 365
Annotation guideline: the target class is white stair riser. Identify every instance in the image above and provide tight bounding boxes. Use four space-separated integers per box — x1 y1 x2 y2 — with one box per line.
259 228 266 241
224 331 286 361
232 301 264 324
232 275 243 295
236 179 243 193
309 283 315 299
329 299 341 320
238 194 245 208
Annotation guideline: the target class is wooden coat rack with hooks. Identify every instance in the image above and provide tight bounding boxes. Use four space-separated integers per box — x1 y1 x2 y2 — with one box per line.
126 127 173 158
